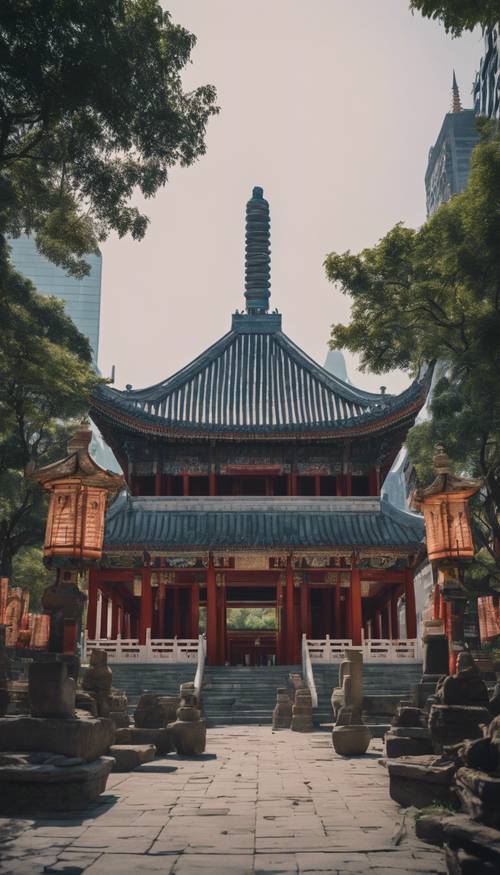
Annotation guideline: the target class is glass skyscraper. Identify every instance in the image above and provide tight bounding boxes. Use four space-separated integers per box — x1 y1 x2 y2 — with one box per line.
8 234 102 364
474 25 500 121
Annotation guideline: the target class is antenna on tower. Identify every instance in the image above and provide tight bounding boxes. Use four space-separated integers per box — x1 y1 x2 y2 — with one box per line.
452 71 462 113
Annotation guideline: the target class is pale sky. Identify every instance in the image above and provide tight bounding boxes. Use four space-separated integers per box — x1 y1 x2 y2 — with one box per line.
98 0 482 395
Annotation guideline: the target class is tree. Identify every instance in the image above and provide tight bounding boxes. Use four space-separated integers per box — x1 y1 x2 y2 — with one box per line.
0 233 100 575
11 545 55 612
409 1 500 36
324 124 500 595
0 0 218 275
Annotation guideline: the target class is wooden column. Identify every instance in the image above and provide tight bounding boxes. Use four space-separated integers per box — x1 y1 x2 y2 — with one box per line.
139 568 152 645
375 609 382 639
217 577 226 664
87 569 98 639
100 595 108 639
191 584 199 638
314 475 321 496
154 471 162 496
344 471 352 496
390 589 399 640
182 474 190 496
404 568 417 639
158 581 166 638
286 558 295 664
209 471 217 496
206 557 217 665
111 596 120 639
350 564 362 645
334 585 341 638
172 588 180 637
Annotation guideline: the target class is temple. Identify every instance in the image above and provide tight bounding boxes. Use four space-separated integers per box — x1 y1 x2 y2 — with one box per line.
89 187 428 665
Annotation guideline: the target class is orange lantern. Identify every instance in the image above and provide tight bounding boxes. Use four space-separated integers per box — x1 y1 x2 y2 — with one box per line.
411 444 482 563
30 426 124 564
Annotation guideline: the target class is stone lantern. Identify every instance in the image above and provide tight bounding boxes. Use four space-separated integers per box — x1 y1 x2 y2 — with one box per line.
30 425 124 654
411 444 482 672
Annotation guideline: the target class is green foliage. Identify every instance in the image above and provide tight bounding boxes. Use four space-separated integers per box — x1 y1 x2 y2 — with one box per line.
409 1 500 36
0 238 100 575
325 126 500 597
0 0 218 275
226 608 277 631
11 545 55 612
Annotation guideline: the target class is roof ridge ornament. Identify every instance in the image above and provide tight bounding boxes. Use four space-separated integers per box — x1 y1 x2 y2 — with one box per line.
245 186 271 314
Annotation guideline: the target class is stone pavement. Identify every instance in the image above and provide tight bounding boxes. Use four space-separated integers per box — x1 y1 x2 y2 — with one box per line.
0 727 446 874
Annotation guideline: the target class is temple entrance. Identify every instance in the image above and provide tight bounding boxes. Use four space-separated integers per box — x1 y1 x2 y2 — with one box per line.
224 586 278 665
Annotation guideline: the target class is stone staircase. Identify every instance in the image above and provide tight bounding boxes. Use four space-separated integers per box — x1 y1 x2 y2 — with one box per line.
109 663 197 713
312 663 423 737
202 665 302 726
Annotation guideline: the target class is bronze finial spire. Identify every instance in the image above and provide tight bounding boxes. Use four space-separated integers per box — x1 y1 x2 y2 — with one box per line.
452 71 462 113
245 186 271 314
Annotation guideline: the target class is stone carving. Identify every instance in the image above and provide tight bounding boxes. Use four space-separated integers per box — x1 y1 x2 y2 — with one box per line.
134 692 171 729
385 702 432 758
41 575 86 653
331 649 371 756
272 687 292 730
82 648 113 717
291 687 313 732
429 652 491 750
29 662 75 719
167 682 206 755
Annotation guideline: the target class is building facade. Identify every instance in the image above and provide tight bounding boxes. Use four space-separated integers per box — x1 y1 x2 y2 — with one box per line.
474 25 500 121
425 74 479 216
8 234 102 363
88 187 427 666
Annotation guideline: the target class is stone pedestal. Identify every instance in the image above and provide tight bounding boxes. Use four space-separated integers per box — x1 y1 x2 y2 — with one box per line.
0 753 113 813
168 685 206 755
291 688 313 732
272 688 292 729
385 704 433 758
0 715 114 761
387 755 457 808
429 705 491 750
29 662 75 718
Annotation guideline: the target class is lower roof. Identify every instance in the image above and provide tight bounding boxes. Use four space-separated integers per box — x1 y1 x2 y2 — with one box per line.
104 493 424 552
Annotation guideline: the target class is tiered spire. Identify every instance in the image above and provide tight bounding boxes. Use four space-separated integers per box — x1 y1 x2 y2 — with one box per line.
245 186 270 314
452 71 462 113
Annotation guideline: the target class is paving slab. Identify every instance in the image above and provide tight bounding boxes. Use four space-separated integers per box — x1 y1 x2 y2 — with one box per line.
0 725 445 873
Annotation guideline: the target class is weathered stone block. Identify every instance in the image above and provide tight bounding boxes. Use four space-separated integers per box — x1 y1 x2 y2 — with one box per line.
387 755 457 808
134 692 171 728
0 715 114 761
0 754 113 813
115 726 172 755
455 766 500 828
29 662 75 719
385 734 433 758
429 704 491 749
272 688 292 730
168 717 206 755
109 744 156 772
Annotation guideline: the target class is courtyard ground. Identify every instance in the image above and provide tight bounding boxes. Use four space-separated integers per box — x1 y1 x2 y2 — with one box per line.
0 726 446 875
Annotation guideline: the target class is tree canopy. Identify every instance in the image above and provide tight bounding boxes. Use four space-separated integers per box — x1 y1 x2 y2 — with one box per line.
409 1 500 36
325 125 500 595
0 0 218 275
0 230 100 576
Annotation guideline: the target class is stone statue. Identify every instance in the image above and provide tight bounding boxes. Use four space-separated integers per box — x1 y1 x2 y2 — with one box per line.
435 651 489 707
429 651 491 750
41 574 86 654
331 648 363 721
82 649 112 717
331 649 371 756
272 687 292 730
167 682 206 755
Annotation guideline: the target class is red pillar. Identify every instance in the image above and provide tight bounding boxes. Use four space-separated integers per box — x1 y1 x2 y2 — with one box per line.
334 585 341 638
286 558 296 664
350 565 362 646
391 589 400 640
314 475 321 496
191 584 199 638
207 557 217 665
139 568 152 645
209 472 217 496
404 568 417 639
158 581 166 638
182 474 190 496
100 595 108 638
87 569 98 639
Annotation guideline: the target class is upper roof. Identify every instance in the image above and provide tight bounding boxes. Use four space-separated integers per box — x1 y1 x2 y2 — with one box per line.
104 493 424 552
91 187 426 440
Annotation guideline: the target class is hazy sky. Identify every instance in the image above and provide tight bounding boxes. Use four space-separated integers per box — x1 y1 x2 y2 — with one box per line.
98 0 482 395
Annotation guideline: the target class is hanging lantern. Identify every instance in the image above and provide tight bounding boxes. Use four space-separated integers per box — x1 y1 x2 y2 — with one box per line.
410 444 482 563
30 426 124 564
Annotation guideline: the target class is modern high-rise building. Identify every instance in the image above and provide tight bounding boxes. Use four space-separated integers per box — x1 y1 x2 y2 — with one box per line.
474 25 500 120
425 74 480 216
8 234 102 364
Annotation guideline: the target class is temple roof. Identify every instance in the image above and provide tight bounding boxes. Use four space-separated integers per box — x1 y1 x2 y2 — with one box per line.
91 186 426 440
104 494 424 552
